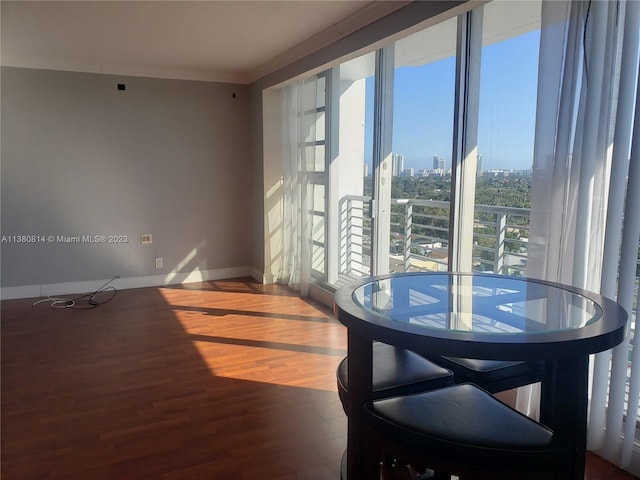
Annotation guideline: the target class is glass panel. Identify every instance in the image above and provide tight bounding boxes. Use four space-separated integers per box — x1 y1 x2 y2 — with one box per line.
312 244 325 273
309 177 326 279
305 145 325 172
312 212 324 243
303 112 325 146
314 111 326 143
304 74 327 278
302 75 326 174
302 79 321 109
312 180 325 273
474 1 541 275
332 51 376 285
390 17 457 274
316 76 326 108
353 274 601 334
312 183 325 215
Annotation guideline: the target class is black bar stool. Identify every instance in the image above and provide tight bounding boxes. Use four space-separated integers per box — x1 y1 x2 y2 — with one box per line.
337 342 454 479
421 355 545 393
336 342 454 416
366 383 571 479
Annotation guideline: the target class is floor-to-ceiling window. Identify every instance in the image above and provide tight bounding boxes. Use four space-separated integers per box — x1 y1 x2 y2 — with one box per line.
474 1 541 276
390 17 457 274
324 2 543 282
304 74 329 282
331 52 376 286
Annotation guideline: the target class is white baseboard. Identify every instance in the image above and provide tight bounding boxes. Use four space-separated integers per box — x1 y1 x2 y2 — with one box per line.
1 266 264 300
249 267 264 284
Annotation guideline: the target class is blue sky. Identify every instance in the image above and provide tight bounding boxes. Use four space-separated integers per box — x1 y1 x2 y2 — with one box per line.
365 29 540 172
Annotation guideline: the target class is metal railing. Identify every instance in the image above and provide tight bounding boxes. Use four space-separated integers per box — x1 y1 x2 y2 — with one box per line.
339 195 531 277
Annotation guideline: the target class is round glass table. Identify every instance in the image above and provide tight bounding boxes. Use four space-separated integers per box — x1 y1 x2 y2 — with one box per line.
334 272 628 480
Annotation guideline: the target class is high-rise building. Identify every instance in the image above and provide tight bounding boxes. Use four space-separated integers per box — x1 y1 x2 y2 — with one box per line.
392 153 405 177
363 163 369 177
477 154 483 175
433 155 445 172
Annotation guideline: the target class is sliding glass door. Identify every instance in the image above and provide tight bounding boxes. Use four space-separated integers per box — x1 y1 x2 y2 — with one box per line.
474 1 541 275
329 52 376 285
389 17 457 274
334 1 542 280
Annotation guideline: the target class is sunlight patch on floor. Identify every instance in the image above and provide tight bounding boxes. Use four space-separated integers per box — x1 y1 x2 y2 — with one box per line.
158 285 347 392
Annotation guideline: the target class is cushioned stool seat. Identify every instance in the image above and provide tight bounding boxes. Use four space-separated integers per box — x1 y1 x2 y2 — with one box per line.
423 355 545 393
366 383 570 478
337 342 453 415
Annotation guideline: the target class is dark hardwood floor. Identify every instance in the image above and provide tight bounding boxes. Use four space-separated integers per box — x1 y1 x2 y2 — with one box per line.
1 278 636 479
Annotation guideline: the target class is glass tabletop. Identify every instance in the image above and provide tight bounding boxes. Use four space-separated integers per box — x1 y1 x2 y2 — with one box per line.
352 273 602 335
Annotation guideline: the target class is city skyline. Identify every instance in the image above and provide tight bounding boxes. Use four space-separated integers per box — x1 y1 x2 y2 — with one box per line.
370 161 532 178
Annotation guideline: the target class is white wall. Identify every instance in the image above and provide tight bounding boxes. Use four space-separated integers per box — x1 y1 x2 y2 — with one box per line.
1 67 254 297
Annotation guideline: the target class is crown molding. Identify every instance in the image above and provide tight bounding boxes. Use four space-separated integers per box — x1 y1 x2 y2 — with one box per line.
247 1 411 84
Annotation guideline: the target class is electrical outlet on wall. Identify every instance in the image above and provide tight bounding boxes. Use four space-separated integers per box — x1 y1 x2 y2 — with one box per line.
155 257 163 269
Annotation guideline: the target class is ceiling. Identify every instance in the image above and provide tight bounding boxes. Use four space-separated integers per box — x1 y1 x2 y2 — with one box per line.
0 1 408 84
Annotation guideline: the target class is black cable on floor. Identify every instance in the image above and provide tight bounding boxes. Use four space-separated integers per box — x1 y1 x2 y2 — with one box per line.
33 275 119 310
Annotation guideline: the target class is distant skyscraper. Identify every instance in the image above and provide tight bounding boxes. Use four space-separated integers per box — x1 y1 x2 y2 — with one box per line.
477 154 483 175
392 153 405 177
433 155 445 171
363 163 369 177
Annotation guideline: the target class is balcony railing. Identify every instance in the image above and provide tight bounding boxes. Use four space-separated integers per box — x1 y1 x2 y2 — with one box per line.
339 195 531 277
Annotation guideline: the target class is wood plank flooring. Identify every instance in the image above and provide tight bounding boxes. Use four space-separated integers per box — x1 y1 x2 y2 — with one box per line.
1 277 636 479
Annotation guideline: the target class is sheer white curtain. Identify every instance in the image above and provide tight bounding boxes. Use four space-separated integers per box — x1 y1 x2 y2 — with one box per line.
524 0 640 470
280 79 318 296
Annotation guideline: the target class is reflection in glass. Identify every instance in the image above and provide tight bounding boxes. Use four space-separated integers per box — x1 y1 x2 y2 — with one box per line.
353 274 600 334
